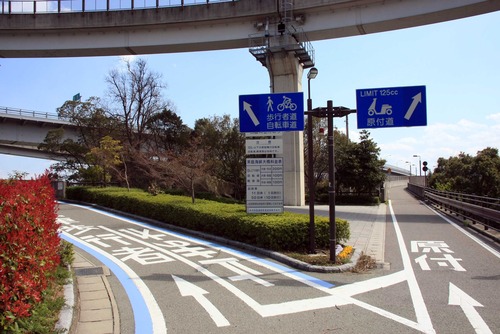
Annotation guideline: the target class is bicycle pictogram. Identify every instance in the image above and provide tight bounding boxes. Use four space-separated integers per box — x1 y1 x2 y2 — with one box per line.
277 95 297 112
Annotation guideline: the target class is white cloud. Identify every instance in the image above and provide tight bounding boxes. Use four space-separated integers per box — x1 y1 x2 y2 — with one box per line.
486 113 500 122
378 116 499 168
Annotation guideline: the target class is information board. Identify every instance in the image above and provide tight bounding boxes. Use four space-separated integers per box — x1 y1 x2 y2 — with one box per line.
246 158 283 213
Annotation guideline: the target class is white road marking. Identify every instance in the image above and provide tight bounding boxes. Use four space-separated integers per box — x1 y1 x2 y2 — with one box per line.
62 202 447 332
172 275 230 327
449 283 492 334
388 200 436 333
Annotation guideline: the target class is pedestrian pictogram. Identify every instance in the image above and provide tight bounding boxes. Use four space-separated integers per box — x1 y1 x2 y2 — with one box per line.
239 92 304 133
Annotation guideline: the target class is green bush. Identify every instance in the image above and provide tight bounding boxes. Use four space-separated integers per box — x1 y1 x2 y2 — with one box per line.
66 186 350 252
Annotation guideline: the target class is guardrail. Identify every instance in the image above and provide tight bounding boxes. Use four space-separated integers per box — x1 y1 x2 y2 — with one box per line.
1 0 237 14
407 183 500 232
0 106 61 120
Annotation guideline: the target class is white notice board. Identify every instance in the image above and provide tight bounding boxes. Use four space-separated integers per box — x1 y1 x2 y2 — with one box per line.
246 158 284 213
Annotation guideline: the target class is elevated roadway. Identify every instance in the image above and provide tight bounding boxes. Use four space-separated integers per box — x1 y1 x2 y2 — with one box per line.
0 106 77 160
1 0 499 58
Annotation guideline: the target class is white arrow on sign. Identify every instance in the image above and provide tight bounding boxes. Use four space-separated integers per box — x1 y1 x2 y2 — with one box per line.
448 283 492 334
172 275 230 327
404 92 422 120
243 101 260 126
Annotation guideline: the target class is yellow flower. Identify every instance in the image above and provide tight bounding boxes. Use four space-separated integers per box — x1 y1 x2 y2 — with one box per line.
337 245 353 262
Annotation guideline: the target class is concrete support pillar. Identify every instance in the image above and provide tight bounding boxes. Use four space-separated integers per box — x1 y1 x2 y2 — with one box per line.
266 51 305 206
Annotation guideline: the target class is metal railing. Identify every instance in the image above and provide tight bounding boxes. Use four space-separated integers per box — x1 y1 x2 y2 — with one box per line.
0 106 61 120
1 0 237 14
408 183 500 232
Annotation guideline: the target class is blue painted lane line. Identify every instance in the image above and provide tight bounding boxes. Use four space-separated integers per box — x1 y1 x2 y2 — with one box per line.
60 232 166 334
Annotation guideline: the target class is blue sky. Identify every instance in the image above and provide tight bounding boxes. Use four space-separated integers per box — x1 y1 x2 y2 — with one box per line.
1 10 499 178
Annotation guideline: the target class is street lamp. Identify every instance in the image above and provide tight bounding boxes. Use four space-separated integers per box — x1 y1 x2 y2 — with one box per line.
405 161 412 176
413 154 422 176
307 67 318 254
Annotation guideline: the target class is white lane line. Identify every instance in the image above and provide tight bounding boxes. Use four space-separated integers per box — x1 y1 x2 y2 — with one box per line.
389 200 436 334
424 202 500 259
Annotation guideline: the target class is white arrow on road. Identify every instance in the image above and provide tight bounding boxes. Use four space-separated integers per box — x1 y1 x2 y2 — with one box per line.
404 92 422 120
448 283 492 334
243 101 260 126
172 275 230 327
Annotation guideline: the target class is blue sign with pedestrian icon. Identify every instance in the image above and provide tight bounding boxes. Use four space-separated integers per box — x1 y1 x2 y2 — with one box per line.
239 92 304 133
356 85 427 129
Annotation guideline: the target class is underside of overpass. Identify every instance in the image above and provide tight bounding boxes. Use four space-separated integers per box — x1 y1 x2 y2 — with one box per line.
1 0 499 58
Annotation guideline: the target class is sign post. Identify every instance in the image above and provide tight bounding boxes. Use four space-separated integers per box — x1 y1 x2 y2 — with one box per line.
239 92 304 133
239 92 304 214
356 85 426 129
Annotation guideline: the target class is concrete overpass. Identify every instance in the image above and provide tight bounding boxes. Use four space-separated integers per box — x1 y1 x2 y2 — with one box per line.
0 106 78 160
1 0 499 57
1 0 498 205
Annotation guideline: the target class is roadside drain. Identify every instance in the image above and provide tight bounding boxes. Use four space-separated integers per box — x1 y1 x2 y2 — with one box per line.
74 266 107 276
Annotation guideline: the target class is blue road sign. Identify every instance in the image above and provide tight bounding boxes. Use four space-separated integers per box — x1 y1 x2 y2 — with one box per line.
239 92 304 132
356 85 426 129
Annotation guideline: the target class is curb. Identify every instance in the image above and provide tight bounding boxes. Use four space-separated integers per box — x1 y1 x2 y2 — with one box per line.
55 265 75 333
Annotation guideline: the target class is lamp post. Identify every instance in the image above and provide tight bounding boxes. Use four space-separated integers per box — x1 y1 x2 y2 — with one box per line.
306 67 318 254
413 154 422 176
405 161 412 176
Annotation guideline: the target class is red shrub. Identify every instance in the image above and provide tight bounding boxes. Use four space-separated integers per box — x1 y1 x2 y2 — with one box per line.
0 174 60 324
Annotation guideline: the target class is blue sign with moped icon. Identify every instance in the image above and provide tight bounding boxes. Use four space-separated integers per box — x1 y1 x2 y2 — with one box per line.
356 85 427 129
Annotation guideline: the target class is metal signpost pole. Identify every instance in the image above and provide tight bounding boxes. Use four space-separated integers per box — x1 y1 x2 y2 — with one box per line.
327 100 336 262
307 105 315 253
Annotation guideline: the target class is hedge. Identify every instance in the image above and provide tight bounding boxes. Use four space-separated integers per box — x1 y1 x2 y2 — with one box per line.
0 175 60 329
66 186 350 252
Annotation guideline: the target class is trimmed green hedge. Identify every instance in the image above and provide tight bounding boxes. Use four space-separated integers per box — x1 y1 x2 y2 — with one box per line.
66 186 350 252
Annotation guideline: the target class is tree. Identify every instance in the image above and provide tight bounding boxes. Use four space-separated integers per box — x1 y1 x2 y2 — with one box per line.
39 97 119 183
194 115 246 199
429 147 500 197
105 57 184 189
146 108 191 153
348 130 386 194
168 137 211 203
56 97 119 149
106 58 171 150
304 123 385 199
85 136 126 188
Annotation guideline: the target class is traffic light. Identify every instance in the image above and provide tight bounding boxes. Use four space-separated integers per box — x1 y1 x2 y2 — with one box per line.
422 161 428 172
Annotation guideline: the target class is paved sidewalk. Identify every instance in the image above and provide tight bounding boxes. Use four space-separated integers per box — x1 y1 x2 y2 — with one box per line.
286 204 388 269
71 252 120 334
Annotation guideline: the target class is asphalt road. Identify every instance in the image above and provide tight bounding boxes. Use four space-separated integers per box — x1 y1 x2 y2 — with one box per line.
58 187 500 334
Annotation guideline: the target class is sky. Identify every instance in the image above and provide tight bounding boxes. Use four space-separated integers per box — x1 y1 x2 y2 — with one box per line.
1 10 500 178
